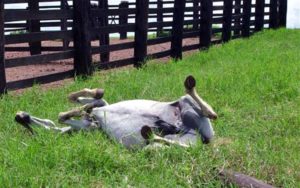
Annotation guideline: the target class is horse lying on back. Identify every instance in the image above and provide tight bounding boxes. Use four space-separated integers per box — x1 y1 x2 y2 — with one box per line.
15 75 218 149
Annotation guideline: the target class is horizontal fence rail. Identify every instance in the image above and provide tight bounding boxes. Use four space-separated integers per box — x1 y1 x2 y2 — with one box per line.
0 0 288 94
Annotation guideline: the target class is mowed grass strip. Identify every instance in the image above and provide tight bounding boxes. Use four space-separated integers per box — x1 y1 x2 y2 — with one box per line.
0 29 299 187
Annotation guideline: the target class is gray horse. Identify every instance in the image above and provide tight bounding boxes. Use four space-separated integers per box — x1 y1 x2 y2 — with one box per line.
15 76 218 149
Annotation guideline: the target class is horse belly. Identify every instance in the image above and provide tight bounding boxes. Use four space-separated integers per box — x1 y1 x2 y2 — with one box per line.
91 109 155 149
91 100 180 149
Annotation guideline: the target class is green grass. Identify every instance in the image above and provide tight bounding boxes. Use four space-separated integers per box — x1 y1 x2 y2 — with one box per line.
0 29 299 187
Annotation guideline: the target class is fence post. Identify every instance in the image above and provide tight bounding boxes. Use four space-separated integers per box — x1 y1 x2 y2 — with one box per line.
157 0 163 37
170 0 186 60
134 0 149 67
254 0 265 32
242 0 251 37
73 0 92 76
222 0 233 42
61 0 69 50
28 0 41 55
171 0 185 60
234 0 241 36
0 0 6 94
269 0 279 29
193 0 200 30
199 0 213 49
278 0 287 27
98 0 110 62
119 1 129 39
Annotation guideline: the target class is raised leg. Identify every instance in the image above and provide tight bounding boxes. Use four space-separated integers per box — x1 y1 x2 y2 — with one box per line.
67 88 108 113
181 109 214 144
76 97 108 107
68 88 104 103
184 75 218 120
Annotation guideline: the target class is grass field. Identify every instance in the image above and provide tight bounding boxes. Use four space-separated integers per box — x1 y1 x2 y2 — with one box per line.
0 29 299 187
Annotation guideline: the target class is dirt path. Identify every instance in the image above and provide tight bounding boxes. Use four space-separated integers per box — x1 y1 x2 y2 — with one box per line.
5 37 199 92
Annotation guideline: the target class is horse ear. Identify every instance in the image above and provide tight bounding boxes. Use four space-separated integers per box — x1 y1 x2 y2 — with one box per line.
141 126 153 140
184 75 196 90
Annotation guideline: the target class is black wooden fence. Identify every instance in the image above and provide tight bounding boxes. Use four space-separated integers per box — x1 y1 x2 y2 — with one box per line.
0 0 288 94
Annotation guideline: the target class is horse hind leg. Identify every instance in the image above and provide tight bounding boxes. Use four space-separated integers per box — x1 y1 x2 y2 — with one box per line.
76 97 109 107
68 88 104 103
58 109 97 132
67 88 108 111
141 126 189 148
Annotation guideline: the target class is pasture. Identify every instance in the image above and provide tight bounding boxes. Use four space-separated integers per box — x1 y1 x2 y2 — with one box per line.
0 29 299 187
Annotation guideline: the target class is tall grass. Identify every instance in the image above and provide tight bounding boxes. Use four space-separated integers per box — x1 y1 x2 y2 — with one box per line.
0 29 299 187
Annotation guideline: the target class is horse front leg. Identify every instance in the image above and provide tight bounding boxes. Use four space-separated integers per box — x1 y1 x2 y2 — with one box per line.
141 126 189 148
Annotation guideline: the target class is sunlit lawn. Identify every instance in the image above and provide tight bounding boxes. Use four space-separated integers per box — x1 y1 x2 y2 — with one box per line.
0 29 299 187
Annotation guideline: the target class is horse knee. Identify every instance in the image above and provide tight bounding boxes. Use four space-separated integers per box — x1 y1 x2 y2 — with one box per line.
181 110 215 144
202 134 213 144
200 122 214 144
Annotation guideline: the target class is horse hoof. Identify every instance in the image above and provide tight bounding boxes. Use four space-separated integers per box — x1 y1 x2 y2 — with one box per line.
94 89 104 99
15 111 31 125
184 75 196 90
15 111 33 134
141 125 153 140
